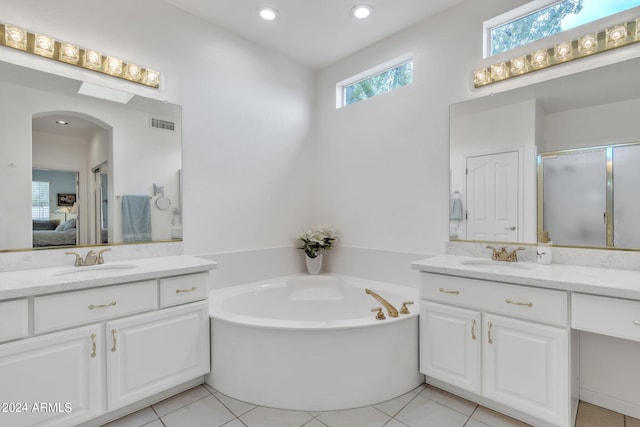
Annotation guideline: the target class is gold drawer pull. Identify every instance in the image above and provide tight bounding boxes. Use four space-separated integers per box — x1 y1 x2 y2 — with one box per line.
471 319 477 341
88 301 117 310
505 298 533 307
111 329 117 352
439 288 460 295
634 320 640 326
487 321 494 344
90 333 97 358
176 286 197 294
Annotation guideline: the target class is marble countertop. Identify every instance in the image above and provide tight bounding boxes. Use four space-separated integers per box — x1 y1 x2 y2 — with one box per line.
0 255 216 300
412 254 640 301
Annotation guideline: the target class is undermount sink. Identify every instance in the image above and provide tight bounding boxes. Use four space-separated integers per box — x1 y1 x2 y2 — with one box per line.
51 264 136 277
458 259 533 270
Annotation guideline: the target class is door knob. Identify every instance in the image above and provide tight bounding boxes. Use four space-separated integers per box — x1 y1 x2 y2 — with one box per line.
505 226 516 231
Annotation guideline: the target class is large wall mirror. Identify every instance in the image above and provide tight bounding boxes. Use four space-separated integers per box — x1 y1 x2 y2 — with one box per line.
0 60 182 252
449 55 640 250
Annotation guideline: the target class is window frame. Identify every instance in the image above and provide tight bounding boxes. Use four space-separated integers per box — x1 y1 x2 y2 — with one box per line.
32 181 50 221
483 0 640 58
335 52 413 109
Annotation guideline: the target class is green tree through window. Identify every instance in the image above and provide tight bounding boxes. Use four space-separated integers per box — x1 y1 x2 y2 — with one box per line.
345 61 413 106
492 0 584 55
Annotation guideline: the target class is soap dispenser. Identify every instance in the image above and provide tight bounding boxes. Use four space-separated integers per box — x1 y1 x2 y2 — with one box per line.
537 231 552 265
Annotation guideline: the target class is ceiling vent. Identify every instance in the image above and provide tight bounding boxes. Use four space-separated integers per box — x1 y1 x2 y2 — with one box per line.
150 117 175 131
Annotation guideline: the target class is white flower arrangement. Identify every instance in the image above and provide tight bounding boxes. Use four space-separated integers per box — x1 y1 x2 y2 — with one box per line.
298 225 338 258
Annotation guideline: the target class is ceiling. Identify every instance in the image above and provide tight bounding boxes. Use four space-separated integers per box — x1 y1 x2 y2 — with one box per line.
163 0 464 70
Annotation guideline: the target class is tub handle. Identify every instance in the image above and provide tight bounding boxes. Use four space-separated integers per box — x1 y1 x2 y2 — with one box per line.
400 301 414 315
371 307 386 320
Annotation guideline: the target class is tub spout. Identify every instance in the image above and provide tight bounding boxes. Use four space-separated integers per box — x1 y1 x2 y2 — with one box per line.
365 289 398 317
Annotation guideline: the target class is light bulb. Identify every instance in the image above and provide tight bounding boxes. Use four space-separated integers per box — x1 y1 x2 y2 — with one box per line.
351 4 373 19
258 7 278 21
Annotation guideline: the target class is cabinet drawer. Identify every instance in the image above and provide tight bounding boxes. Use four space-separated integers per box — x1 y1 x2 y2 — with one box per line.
421 273 567 326
160 273 208 308
573 293 640 342
34 280 158 334
0 299 28 342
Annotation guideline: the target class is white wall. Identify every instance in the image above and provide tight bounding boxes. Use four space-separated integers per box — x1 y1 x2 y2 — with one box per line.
313 0 531 254
545 97 640 151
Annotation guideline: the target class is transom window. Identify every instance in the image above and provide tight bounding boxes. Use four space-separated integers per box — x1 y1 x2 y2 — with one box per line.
336 54 413 108
485 0 640 57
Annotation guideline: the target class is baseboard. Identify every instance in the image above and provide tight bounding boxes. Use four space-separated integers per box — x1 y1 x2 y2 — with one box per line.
425 376 562 427
76 377 204 427
580 388 640 419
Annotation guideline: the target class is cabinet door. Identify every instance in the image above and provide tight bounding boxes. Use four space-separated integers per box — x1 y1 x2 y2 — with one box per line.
106 301 209 410
483 314 568 425
0 324 103 427
420 301 481 394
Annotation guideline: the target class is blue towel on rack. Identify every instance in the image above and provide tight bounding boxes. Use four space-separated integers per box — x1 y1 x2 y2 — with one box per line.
122 195 151 242
450 198 464 221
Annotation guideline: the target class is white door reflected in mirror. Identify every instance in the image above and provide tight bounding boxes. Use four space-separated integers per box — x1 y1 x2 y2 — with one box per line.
466 151 519 242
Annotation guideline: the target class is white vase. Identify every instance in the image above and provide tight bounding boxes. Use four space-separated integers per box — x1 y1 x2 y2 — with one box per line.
305 253 323 275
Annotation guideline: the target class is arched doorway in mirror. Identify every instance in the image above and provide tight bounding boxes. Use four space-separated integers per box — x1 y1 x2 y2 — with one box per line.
32 111 112 248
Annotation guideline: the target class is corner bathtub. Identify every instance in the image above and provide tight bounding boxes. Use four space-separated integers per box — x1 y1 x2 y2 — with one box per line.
205 274 423 411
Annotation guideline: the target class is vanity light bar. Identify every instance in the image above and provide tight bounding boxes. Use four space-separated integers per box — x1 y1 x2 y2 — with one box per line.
473 18 640 88
0 23 160 88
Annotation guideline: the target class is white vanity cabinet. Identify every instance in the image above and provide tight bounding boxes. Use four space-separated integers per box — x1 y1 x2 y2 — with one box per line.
0 267 211 427
0 324 103 427
420 301 481 394
419 272 571 427
106 301 208 410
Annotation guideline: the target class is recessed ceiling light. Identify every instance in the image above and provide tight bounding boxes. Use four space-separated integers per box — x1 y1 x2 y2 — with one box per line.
55 120 69 125
258 7 279 21
351 4 373 19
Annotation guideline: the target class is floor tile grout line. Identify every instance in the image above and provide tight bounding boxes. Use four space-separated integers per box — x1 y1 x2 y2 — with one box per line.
373 390 422 419
384 415 410 427
211 390 258 418
227 416 249 427
302 416 328 427
418 389 480 420
153 391 211 419
148 405 167 427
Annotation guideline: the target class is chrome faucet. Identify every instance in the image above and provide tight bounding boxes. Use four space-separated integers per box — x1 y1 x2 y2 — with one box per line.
486 245 526 262
365 289 398 317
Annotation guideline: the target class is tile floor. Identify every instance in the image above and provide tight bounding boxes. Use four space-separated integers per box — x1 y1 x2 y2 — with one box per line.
102 384 640 427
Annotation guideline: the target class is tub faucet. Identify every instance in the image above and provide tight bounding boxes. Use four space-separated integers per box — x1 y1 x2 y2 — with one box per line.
365 289 398 317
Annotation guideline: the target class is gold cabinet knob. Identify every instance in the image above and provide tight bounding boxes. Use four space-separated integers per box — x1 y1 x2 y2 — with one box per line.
400 301 414 315
371 307 386 320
